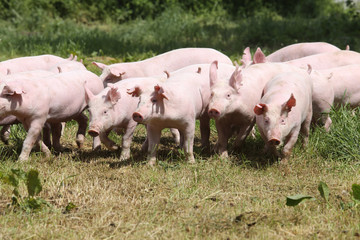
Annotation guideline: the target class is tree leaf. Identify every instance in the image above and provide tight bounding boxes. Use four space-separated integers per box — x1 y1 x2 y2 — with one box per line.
26 169 42 197
286 194 314 206
352 184 360 201
318 181 329 202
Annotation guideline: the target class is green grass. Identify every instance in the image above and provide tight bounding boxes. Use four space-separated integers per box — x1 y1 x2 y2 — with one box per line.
1 105 360 239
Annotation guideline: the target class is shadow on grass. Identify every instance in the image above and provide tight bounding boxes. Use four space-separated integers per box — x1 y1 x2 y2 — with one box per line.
224 137 279 169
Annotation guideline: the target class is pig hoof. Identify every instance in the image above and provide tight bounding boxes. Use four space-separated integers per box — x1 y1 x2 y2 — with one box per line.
147 160 156 166
119 155 129 161
219 151 229 159
53 146 65 152
109 145 119 151
18 155 29 162
93 145 101 151
188 158 196 164
76 141 84 149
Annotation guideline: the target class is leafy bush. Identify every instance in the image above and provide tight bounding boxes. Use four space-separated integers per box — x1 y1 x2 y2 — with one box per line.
0 168 50 212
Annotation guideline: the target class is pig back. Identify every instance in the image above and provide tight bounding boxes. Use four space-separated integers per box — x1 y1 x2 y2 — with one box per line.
285 50 360 70
0 55 65 74
45 70 103 120
267 42 340 62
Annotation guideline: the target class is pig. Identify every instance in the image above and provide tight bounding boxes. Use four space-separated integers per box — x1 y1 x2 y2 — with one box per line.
159 62 236 81
0 70 60 145
92 47 233 86
318 64 360 108
130 71 211 165
266 42 341 62
307 69 334 131
0 70 103 161
254 71 313 162
253 48 360 70
0 54 67 75
85 77 180 161
208 61 332 158
47 55 87 73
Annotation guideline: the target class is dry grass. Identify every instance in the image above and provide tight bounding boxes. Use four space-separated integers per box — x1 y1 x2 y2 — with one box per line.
0 119 359 240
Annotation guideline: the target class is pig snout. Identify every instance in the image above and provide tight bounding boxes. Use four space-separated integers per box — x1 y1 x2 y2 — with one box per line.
88 128 100 137
208 108 221 118
268 138 281 146
132 112 144 123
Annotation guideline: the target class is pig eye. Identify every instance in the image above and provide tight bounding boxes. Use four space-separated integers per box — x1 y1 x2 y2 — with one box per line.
210 92 214 97
103 110 108 114
264 117 270 124
226 93 231 99
280 119 286 125
151 98 157 103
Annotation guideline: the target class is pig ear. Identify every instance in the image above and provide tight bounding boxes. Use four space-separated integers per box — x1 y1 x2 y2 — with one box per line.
92 62 107 70
67 54 74 60
254 103 267 115
110 68 125 78
2 82 26 95
106 86 121 104
282 93 296 112
346 45 350 51
154 85 169 100
127 86 142 97
164 71 170 79
241 47 252 67
253 48 267 64
229 66 243 92
209 60 218 87
84 86 95 104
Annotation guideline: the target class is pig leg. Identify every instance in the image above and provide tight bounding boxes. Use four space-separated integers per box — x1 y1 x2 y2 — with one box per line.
233 121 255 148
313 111 332 132
323 115 332 132
300 104 313 147
19 119 50 161
74 113 88 148
92 136 101 151
214 120 233 158
170 128 181 146
141 137 149 152
61 122 66 135
99 129 119 151
1 124 11 144
282 128 301 162
146 125 162 166
42 123 52 148
182 124 196 164
120 122 137 161
50 122 63 152
199 114 210 151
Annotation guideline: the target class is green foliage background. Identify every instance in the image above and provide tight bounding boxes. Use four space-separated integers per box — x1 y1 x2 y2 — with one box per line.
0 0 359 58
